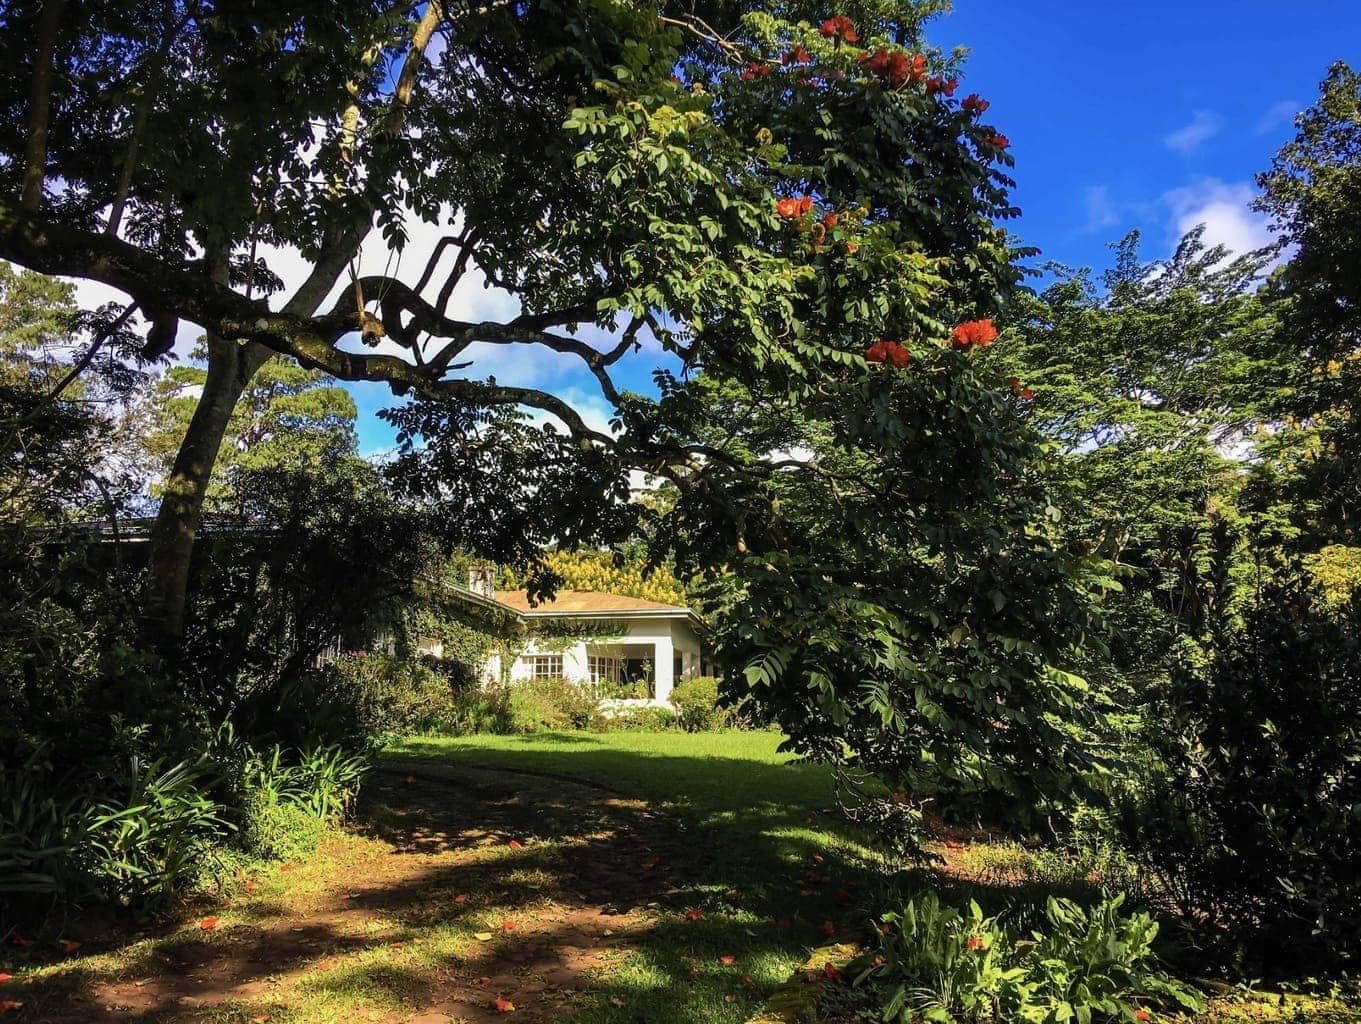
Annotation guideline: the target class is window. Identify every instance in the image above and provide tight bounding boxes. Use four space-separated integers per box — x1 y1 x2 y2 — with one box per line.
522 654 562 679
588 654 623 684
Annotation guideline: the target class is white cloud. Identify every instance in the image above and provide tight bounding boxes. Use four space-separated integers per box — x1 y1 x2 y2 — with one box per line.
1162 178 1277 257
1164 110 1222 154
1082 185 1120 234
1255 99 1300 135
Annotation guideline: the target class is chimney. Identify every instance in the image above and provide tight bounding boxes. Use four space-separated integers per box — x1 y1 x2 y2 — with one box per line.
468 563 496 599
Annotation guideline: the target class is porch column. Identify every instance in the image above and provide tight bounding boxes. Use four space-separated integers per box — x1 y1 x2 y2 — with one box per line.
653 634 674 704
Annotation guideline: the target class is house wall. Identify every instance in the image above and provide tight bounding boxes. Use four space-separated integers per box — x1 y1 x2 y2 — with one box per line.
488 615 703 705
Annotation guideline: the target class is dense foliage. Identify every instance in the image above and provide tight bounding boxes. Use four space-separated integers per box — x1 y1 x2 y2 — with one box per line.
862 892 1202 1023
1122 577 1361 975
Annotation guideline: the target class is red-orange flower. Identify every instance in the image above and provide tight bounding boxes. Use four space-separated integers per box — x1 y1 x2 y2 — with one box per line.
493 996 516 1013
776 197 799 218
986 133 1010 149
965 934 986 951
822 962 844 980
950 318 998 350
1134 1012 1152 1023
798 195 814 214
684 907 703 922
818 16 858 42
740 61 771 81
962 93 990 115
865 341 910 367
822 211 839 228
782 44 811 66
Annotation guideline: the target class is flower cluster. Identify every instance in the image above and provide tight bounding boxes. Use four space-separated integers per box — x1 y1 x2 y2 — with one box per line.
1007 376 1035 400
776 195 814 218
865 340 911 367
950 318 998 350
961 92 990 115
925 75 959 97
861 48 927 89
985 132 1010 149
782 43 812 66
740 61 773 81
818 15 858 42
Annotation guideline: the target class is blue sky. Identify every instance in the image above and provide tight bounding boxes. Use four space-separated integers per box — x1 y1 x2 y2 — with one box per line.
349 2 1360 455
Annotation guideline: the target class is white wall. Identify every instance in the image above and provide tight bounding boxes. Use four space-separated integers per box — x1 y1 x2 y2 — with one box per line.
490 615 703 705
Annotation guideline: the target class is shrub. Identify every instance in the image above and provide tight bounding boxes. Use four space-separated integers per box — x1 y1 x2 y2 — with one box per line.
238 795 325 862
669 676 724 731
863 892 1202 1024
316 652 458 738
506 677 597 733
447 687 513 735
588 704 678 732
1121 578 1361 974
221 729 369 860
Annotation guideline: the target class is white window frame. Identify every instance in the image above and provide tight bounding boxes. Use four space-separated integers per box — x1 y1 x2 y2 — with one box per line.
522 653 563 680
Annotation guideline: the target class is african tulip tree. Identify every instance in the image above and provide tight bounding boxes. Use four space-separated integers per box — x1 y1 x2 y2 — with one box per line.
0 1 1101 821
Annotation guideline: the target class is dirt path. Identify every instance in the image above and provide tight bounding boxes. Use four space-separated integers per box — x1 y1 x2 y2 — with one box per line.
28 764 693 1024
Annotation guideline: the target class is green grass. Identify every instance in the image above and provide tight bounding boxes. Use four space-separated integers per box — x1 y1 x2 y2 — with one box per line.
387 729 835 824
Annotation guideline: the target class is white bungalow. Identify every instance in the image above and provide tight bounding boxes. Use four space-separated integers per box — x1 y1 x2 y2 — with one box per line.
447 568 708 707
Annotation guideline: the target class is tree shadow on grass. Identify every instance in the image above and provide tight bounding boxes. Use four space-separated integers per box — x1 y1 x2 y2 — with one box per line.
11 741 1091 1024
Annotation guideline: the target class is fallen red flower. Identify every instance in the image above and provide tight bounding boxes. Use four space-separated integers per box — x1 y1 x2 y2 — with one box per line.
719 954 737 965
493 995 516 1013
198 916 220 931
822 962 844 980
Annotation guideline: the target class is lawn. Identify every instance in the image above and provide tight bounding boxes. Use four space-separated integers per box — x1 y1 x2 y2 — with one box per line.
386 730 856 862
8 731 878 1024
11 731 1356 1024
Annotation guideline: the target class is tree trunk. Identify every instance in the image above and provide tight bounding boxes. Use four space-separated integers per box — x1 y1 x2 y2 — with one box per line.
21 0 66 210
143 335 269 641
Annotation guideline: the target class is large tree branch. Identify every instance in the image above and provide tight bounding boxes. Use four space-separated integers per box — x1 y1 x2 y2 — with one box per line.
283 0 445 318
0 200 770 482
